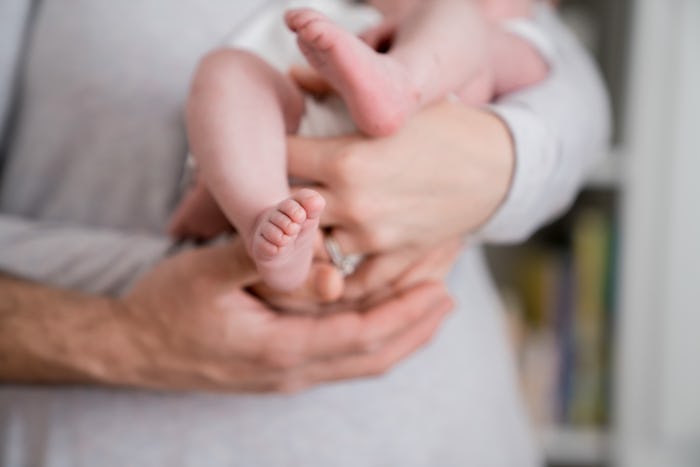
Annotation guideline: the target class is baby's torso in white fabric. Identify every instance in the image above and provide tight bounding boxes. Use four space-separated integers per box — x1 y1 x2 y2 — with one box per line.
225 0 380 138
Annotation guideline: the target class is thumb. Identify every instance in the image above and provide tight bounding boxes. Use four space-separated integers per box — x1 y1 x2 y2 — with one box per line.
287 134 358 183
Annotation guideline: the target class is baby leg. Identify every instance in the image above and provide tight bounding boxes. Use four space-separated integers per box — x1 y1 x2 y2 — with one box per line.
187 49 323 291
489 28 549 98
456 25 549 105
285 1 488 136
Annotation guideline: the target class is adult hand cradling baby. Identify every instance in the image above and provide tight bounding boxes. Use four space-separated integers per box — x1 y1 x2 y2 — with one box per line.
254 101 515 312
287 100 514 255
169 101 514 315
121 239 454 392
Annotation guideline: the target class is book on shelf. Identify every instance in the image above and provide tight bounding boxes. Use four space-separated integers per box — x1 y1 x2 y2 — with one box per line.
503 206 616 431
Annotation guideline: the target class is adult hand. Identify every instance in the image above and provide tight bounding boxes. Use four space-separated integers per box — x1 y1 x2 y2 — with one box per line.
120 238 454 392
168 178 233 241
254 238 464 315
287 100 514 255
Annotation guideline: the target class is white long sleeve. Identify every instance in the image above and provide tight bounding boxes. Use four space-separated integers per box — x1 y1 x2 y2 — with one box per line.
0 215 171 295
479 4 612 243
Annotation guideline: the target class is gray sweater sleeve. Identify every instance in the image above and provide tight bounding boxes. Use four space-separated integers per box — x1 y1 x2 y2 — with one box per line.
478 4 612 243
0 215 172 296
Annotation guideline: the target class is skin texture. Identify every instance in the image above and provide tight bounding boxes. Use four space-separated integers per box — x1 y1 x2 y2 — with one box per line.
0 239 454 393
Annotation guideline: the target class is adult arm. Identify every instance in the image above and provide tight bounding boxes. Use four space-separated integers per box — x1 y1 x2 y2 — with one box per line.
479 3 611 242
0 238 453 391
286 3 611 253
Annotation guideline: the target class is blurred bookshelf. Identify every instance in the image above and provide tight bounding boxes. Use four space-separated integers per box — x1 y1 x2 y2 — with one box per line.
488 1 632 466
502 2 700 466
489 190 618 467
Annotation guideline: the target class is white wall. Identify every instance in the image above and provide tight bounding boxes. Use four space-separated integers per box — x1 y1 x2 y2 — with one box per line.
615 1 700 466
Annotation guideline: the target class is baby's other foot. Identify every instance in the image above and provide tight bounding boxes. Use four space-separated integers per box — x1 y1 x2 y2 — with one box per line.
285 8 417 136
251 189 325 291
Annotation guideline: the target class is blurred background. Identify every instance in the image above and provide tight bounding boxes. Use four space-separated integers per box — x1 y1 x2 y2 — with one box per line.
486 0 700 466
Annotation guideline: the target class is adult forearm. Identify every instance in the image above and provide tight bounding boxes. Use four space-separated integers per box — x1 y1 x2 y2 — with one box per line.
0 240 455 393
0 273 136 385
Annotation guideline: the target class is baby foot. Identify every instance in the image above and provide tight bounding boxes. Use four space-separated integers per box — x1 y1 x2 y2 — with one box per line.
285 8 417 136
251 189 325 291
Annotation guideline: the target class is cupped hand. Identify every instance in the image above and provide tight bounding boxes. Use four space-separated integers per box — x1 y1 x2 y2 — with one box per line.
254 237 464 315
287 100 515 255
120 237 454 393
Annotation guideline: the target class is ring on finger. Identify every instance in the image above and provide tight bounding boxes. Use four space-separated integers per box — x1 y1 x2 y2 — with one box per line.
323 230 364 277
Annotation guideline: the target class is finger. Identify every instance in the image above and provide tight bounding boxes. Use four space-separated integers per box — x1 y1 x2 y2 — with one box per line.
287 135 359 183
258 282 450 371
296 295 453 388
290 188 374 254
168 188 203 237
168 185 232 240
347 241 464 308
286 136 332 184
341 248 424 301
312 262 345 303
297 282 451 360
391 239 464 290
248 260 344 314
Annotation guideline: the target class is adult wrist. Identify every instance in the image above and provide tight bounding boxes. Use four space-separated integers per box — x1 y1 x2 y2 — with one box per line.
447 103 515 240
0 274 142 386
474 102 556 243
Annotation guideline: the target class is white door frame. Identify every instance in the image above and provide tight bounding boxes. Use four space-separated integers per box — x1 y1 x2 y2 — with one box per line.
615 1 700 466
